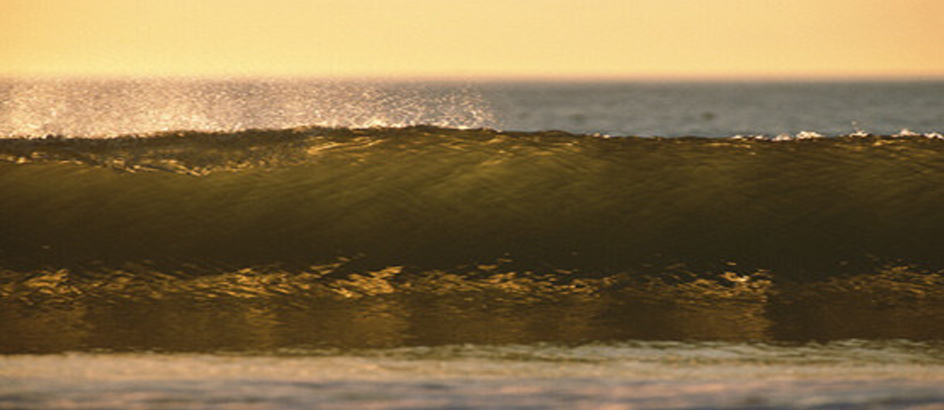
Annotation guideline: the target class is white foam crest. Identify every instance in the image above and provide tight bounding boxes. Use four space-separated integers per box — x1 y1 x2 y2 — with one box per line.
730 134 767 140
764 131 825 141
894 128 921 138
0 79 498 138
888 129 944 139
730 129 944 141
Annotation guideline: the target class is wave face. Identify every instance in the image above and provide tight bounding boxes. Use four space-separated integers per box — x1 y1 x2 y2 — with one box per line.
3 127 944 352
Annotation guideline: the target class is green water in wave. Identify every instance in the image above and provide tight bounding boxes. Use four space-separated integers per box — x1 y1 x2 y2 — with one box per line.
2 127 944 352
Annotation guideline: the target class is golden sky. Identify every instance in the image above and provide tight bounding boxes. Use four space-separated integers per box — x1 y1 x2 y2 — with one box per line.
1 0 942 79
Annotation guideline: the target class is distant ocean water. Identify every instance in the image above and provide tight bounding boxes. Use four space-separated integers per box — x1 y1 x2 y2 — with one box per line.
3 79 943 138
2 78 944 409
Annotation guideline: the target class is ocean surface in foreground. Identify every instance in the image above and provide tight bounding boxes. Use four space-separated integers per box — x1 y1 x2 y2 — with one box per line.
1 79 943 409
4 341 944 410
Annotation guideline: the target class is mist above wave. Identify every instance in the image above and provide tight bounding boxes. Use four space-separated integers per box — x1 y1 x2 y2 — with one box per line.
0 78 497 138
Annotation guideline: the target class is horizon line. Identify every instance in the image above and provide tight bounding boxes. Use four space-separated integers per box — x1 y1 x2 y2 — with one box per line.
2 72 944 83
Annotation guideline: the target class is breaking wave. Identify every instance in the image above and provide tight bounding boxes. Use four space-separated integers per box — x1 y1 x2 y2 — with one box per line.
2 126 944 351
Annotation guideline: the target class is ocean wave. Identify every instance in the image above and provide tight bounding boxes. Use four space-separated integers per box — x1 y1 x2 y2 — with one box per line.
3 126 944 351
2 126 943 274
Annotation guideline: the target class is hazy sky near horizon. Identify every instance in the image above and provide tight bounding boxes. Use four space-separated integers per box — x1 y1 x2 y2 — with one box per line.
1 0 942 79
